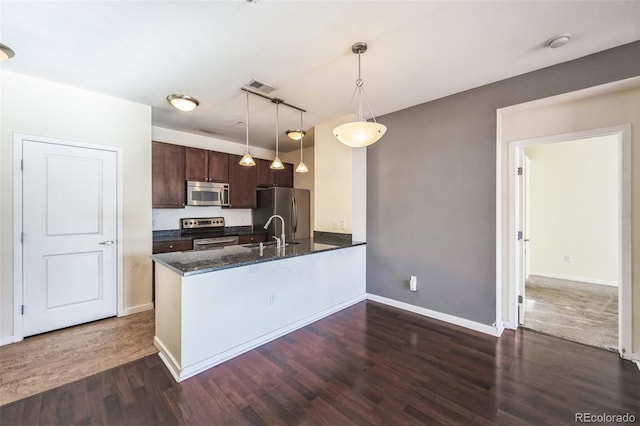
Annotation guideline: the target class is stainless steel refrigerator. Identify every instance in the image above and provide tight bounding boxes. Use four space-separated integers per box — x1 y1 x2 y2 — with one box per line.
253 188 310 241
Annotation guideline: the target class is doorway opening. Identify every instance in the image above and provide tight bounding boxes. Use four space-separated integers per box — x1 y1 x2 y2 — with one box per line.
519 135 619 351
507 125 632 358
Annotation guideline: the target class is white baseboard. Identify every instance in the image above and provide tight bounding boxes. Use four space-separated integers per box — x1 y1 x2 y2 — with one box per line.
529 272 617 287
502 320 518 330
157 294 366 382
366 294 503 337
154 336 182 382
121 302 154 316
0 335 22 346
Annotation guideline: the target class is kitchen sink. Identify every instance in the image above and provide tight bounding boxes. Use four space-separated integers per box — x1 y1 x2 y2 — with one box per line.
242 241 300 249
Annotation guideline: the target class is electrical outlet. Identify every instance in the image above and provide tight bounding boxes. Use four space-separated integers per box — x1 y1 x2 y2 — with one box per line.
409 276 417 292
564 256 572 263
339 220 345 230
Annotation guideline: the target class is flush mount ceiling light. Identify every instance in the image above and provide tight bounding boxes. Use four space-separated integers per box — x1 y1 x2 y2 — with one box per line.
546 33 572 49
286 129 306 141
333 42 387 148
295 111 309 174
270 100 285 170
166 94 199 112
239 91 256 167
0 43 15 61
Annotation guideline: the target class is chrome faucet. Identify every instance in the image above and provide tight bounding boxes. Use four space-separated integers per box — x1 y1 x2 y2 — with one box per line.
264 215 286 249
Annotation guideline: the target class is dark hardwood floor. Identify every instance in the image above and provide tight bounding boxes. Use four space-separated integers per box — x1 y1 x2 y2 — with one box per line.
2 301 639 425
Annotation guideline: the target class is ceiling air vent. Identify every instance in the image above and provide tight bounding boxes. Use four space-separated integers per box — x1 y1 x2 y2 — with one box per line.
244 79 276 94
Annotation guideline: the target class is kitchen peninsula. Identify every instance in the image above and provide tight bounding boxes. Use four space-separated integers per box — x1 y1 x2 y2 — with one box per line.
152 238 366 381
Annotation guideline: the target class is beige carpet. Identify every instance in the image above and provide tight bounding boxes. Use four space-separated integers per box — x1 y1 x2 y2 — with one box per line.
0 309 156 406
524 275 617 351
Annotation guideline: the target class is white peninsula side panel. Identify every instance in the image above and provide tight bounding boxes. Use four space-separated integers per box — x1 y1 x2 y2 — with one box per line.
155 244 366 381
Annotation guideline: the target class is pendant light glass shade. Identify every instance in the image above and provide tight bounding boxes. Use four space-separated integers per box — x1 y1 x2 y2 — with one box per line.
239 92 256 166
333 121 387 148
270 101 285 170
239 152 256 166
295 111 309 173
333 42 386 148
271 156 284 170
295 161 309 173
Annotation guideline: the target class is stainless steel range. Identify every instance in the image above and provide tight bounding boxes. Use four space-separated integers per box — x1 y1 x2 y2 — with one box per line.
181 217 239 251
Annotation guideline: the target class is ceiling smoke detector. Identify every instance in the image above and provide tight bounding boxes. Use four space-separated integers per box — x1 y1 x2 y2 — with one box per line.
546 33 572 49
244 79 276 94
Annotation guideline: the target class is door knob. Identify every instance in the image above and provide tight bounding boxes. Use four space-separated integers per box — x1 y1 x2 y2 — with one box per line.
99 240 115 245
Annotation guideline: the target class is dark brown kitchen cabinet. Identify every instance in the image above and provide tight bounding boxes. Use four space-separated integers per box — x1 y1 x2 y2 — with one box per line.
152 239 193 254
237 233 267 244
256 158 274 188
228 154 257 208
275 162 294 188
185 148 228 182
152 142 185 208
256 158 294 188
208 151 229 182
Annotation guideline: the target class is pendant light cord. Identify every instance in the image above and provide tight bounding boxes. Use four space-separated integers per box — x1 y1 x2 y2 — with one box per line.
245 92 250 151
299 111 304 162
275 102 279 157
354 48 378 124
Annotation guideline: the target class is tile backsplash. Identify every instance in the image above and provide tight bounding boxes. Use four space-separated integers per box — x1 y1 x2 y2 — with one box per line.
152 206 252 231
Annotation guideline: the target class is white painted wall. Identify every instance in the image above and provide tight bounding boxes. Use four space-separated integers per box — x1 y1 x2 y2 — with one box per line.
524 136 619 286
313 116 354 234
1 71 152 343
500 83 640 355
152 126 275 159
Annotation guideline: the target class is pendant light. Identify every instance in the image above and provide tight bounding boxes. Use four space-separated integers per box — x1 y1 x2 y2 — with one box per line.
295 111 309 173
333 42 387 148
239 92 256 166
270 100 284 170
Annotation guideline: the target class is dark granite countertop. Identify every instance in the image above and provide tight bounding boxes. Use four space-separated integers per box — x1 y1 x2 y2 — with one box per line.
151 238 365 277
153 226 268 243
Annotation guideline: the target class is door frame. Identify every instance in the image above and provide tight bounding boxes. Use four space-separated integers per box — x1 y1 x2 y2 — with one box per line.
12 133 124 343
506 125 632 358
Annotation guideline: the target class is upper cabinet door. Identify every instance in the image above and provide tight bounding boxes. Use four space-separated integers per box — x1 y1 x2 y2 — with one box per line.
185 147 208 181
152 142 185 208
256 158 294 188
256 158 274 188
185 148 229 182
208 151 229 183
228 154 257 208
274 162 294 188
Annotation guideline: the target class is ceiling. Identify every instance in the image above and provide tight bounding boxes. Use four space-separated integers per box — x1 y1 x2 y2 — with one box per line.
2 1 639 152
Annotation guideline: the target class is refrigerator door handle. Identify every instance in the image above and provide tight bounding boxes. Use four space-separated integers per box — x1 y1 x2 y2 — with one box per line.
292 197 298 234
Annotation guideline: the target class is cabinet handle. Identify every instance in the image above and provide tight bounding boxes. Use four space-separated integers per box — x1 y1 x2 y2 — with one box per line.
169 244 174 249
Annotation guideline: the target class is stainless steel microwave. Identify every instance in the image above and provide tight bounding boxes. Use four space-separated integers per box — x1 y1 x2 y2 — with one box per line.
186 181 230 207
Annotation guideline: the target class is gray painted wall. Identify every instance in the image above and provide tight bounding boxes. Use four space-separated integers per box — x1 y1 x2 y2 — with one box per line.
367 41 640 325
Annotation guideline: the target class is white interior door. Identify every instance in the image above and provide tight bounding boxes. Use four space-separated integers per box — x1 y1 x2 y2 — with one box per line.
22 140 118 336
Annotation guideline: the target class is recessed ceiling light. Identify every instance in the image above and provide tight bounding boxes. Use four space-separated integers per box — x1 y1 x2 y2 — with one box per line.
166 94 199 112
0 43 16 61
546 33 572 49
